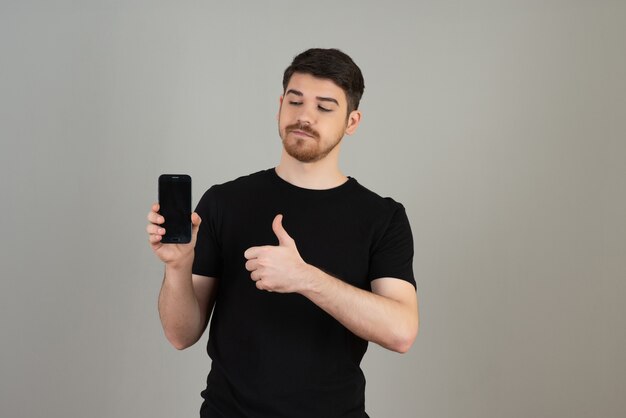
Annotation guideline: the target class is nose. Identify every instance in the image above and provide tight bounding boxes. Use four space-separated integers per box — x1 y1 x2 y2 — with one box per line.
296 104 314 125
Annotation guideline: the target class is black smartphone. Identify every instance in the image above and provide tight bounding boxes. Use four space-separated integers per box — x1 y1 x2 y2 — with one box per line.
158 174 192 244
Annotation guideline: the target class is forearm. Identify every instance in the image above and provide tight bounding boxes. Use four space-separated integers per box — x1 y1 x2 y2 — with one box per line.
158 263 205 350
299 267 418 353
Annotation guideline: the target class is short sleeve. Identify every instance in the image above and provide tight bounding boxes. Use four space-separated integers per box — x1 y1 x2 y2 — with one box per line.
367 203 416 289
192 186 223 278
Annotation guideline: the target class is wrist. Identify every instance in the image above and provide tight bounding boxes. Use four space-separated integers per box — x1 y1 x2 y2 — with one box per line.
298 263 324 295
165 256 194 276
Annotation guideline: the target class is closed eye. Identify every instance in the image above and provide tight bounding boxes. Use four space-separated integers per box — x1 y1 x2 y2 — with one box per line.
318 105 332 112
289 101 302 106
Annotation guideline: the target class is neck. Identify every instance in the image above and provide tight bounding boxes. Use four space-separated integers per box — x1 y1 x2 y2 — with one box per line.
275 149 347 190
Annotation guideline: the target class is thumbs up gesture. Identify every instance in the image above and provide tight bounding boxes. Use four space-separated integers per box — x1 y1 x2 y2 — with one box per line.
244 214 312 293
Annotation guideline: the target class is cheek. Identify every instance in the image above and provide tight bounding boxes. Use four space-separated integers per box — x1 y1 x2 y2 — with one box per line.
278 114 290 136
277 109 285 124
277 107 291 125
328 119 347 135
277 114 287 129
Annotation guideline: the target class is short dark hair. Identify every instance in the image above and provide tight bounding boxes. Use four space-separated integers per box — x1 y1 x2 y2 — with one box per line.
282 48 365 114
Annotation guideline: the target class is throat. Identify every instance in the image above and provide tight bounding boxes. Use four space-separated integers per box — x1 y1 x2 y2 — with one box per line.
274 164 348 190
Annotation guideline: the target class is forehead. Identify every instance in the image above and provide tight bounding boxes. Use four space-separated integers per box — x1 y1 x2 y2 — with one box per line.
285 73 347 107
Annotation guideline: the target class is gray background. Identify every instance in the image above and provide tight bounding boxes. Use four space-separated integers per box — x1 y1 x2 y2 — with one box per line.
1 1 625 417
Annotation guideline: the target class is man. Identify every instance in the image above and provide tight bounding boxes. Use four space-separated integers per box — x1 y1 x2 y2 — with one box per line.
147 48 419 417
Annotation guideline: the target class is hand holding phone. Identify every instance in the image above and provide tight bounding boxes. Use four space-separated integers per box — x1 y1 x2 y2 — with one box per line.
158 174 192 244
147 201 201 268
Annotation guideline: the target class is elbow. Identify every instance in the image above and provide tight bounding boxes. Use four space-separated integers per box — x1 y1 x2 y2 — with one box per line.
393 330 418 354
394 303 420 353
161 318 205 350
165 331 197 351
389 322 419 354
383 292 420 353
171 340 193 351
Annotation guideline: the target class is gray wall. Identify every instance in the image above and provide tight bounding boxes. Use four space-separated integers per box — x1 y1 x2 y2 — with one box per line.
1 1 625 417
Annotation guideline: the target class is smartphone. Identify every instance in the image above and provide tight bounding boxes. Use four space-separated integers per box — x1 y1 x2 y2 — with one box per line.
158 174 192 244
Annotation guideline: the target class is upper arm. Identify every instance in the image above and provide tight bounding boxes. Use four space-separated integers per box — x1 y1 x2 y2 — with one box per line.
192 274 218 331
371 277 419 328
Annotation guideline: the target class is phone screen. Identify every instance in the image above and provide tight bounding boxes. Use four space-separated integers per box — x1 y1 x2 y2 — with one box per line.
158 174 192 243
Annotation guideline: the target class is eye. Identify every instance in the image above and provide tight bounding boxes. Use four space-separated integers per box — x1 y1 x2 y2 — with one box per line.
318 105 332 112
289 101 302 106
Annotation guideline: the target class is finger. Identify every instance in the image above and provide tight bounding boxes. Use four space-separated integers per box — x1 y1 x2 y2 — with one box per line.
245 259 258 272
272 214 294 246
255 280 273 292
189 212 202 246
147 210 165 225
244 246 264 260
152 202 160 213
146 224 166 235
149 233 163 245
250 270 262 281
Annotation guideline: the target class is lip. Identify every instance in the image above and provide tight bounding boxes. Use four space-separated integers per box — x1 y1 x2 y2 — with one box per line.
290 129 314 138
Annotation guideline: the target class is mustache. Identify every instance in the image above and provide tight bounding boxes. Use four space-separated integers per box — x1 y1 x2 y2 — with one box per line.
286 122 319 139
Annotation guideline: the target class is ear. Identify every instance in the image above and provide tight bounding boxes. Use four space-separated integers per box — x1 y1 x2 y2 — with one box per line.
277 95 284 121
345 110 362 136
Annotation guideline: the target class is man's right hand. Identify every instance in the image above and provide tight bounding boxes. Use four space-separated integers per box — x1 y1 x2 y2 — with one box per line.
149 202 213 350
146 202 202 268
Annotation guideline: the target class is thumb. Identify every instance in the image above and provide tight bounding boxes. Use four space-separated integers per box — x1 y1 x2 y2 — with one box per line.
272 214 294 246
190 212 202 245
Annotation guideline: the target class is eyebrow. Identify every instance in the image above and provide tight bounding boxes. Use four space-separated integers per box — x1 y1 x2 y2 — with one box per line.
286 89 339 106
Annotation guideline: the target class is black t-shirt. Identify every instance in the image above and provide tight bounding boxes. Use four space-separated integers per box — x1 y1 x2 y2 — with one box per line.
193 168 415 418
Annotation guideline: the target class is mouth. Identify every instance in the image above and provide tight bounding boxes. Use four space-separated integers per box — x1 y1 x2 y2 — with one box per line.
289 129 315 138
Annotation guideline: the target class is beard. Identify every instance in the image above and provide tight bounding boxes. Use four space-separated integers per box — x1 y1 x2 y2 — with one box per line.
279 121 344 163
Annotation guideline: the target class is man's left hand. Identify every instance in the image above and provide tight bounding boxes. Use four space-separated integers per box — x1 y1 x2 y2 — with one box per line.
244 214 312 293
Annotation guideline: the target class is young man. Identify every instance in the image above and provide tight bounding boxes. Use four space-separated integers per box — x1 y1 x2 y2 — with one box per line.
147 48 419 418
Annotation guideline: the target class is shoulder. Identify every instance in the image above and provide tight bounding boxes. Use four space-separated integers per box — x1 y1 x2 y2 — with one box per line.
347 179 412 244
194 169 273 219
198 169 273 201
350 179 407 216
213 169 272 193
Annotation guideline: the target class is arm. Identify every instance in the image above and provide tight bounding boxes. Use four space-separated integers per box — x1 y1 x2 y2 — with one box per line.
147 203 217 350
300 272 418 353
158 272 217 350
244 214 419 353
